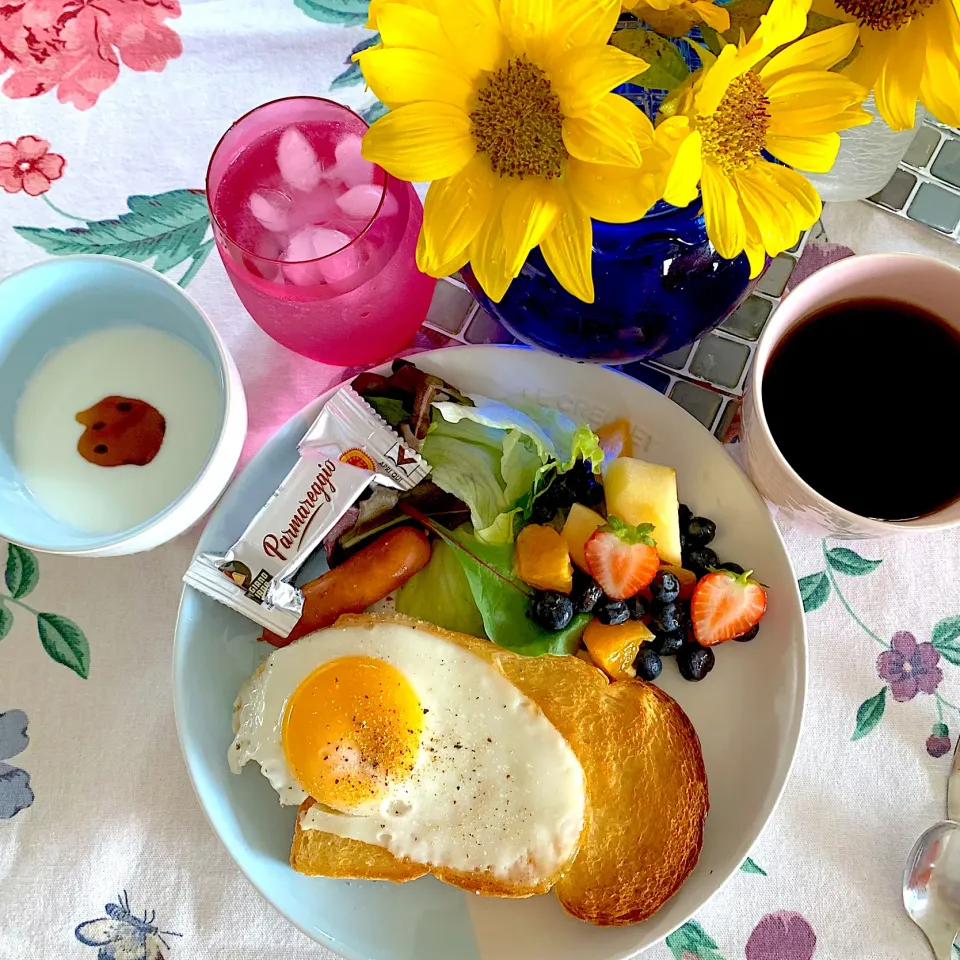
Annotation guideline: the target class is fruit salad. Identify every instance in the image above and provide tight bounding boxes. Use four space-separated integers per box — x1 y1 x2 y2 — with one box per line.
262 359 769 687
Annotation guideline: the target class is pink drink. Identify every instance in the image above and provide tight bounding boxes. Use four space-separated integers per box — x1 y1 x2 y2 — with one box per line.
207 98 435 366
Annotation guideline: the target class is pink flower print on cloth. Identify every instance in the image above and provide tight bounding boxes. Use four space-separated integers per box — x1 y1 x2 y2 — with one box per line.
0 135 65 195
0 0 183 110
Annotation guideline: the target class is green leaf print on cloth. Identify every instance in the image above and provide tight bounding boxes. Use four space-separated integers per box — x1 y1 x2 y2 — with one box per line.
295 0 369 24
665 921 726 960
0 542 91 679
14 189 213 287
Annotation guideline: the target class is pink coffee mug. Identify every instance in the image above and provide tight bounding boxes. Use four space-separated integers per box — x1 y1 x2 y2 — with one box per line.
742 253 960 538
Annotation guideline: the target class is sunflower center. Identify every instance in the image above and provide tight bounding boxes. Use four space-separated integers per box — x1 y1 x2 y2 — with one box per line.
834 0 934 30
700 71 770 174
470 57 565 180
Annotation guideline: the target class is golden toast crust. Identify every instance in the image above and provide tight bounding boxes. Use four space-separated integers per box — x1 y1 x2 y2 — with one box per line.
287 612 707 924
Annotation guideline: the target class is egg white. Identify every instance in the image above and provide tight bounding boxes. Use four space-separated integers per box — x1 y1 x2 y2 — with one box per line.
230 621 586 884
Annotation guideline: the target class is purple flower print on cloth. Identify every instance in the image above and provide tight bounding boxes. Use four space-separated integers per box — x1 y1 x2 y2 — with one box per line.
877 631 943 702
0 708 34 819
745 912 817 960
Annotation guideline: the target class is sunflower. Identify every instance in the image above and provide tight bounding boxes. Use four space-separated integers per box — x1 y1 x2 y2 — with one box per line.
621 0 730 36
656 0 871 277
357 0 669 303
812 0 960 130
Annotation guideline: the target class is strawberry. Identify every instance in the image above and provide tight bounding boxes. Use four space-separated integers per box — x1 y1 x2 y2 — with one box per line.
584 517 659 600
691 569 767 646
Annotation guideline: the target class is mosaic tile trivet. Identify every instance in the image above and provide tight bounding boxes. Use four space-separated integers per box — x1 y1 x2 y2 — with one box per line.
419 225 829 443
867 117 960 235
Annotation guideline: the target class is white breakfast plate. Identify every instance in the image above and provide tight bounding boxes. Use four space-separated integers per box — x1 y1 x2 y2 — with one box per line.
173 345 806 960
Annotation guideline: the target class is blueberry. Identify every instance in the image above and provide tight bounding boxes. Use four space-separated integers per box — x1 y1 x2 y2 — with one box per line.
650 570 680 604
678 503 693 529
685 516 716 545
626 594 648 620
733 623 760 643
529 483 561 524
651 630 685 656
531 591 574 631
684 546 719 577
634 648 663 682
717 561 745 575
678 643 716 681
595 598 629 626
564 461 604 508
651 601 681 634
572 575 604 615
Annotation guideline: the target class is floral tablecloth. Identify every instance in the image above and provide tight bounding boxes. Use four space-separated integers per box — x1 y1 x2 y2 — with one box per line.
3 3 960 958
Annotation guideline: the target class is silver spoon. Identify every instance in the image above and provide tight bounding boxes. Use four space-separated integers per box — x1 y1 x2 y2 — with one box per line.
904 820 960 959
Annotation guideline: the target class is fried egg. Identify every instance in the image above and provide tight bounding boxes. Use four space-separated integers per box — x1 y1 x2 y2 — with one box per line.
230 621 586 885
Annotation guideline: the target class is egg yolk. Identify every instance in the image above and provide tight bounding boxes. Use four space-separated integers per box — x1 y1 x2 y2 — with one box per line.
282 656 423 811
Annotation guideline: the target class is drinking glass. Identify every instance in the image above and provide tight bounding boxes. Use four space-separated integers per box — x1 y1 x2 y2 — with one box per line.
207 97 435 366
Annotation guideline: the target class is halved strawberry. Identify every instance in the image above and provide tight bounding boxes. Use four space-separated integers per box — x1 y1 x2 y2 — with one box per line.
691 569 767 646
584 517 659 600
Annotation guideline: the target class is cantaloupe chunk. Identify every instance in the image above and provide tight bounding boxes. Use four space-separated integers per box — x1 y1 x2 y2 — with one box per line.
596 418 633 460
583 619 654 681
561 503 606 572
603 458 681 565
514 524 573 594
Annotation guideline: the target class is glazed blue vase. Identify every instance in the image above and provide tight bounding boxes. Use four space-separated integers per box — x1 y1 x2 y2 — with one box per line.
464 198 753 365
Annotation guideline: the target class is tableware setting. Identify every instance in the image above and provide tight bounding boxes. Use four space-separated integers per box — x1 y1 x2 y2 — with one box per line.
4 0 960 958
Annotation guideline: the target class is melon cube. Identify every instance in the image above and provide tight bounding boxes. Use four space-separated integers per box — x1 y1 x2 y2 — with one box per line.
603 458 681 566
561 503 606 572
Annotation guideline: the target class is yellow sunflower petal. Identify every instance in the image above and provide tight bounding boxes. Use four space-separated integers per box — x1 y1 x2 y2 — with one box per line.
541 189 595 303
663 129 702 208
562 93 652 167
357 48 474 111
419 154 496 275
842 27 890 90
434 0 506 74
566 157 661 223
417 227 470 278
375 4 451 60
469 191 513 303
696 0 810 115
737 197 770 276
367 0 435 29
501 178 563 277
552 0 622 50
874 16 924 131
551 45 649 119
764 72 871 134
693 0 730 31
764 162 822 226
361 102 475 182
920 54 960 129
765 132 841 173
733 168 798 255
499 0 557 62
701 161 745 260
760 23 860 83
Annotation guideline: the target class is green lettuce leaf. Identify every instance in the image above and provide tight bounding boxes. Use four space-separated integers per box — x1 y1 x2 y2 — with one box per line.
395 539 486 638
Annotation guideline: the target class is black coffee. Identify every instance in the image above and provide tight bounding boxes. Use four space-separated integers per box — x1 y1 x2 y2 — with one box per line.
762 297 960 521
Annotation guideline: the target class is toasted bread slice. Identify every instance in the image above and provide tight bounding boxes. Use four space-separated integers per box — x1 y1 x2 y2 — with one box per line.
288 613 707 925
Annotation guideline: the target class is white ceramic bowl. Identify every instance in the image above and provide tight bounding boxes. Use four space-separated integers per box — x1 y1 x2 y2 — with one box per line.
0 256 246 557
174 346 806 960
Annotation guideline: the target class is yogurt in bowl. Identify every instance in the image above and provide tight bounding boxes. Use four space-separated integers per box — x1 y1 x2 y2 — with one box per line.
0 255 247 556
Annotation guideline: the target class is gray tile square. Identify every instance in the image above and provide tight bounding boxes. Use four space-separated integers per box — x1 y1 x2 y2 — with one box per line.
904 125 941 168
907 182 960 233
689 334 751 389
721 295 772 341
656 342 693 370
464 309 514 344
931 139 960 188
870 169 916 210
714 399 741 443
426 280 476 333
756 255 795 298
669 380 722 429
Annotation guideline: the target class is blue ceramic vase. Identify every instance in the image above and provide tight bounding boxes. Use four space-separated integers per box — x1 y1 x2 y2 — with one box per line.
464 198 753 365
